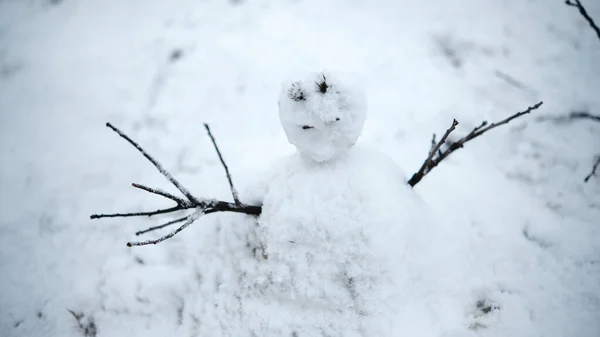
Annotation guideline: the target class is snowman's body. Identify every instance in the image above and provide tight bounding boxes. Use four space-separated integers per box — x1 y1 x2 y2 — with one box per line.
238 147 427 336
232 71 431 336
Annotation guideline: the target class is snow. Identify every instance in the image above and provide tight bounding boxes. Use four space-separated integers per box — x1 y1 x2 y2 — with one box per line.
1 0 599 336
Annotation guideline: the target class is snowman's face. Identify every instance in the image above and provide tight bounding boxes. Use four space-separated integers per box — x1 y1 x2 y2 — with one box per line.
278 71 367 163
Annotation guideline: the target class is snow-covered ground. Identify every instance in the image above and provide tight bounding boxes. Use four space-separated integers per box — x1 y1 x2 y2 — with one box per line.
1 0 599 336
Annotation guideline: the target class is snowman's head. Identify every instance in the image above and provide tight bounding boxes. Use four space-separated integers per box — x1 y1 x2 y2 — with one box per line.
278 70 367 163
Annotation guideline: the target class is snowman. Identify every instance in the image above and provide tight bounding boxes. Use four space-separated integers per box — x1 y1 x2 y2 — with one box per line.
229 70 436 337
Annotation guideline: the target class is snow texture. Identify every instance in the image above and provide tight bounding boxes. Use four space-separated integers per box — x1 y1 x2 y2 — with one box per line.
1 0 600 337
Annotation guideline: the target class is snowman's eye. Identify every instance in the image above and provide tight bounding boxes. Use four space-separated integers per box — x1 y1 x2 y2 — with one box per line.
288 82 305 102
316 73 329 94
302 125 314 130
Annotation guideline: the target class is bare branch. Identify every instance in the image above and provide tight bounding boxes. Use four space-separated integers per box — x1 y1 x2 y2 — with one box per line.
92 123 262 247
465 102 543 140
127 212 202 247
203 200 261 215
408 119 459 187
131 183 188 206
432 102 543 169
106 123 197 203
135 215 190 236
566 0 600 42
584 156 600 182
203 123 240 205
408 102 543 187
90 205 186 219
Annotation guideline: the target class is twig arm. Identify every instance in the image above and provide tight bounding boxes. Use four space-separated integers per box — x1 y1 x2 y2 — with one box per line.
203 124 241 205
407 119 459 187
131 183 189 206
106 123 197 203
135 215 190 236
127 212 202 247
407 102 543 187
90 205 187 219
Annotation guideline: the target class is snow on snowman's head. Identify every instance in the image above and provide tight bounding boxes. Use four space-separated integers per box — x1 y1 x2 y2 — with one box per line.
278 70 367 163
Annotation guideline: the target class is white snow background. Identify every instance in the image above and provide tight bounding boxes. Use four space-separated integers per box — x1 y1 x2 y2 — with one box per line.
1 0 599 336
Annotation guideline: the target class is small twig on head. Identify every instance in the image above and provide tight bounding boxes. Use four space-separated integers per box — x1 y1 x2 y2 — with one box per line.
584 156 600 182
431 102 543 170
203 123 240 205
106 123 197 203
408 119 459 187
566 0 600 42
135 215 191 236
408 102 543 187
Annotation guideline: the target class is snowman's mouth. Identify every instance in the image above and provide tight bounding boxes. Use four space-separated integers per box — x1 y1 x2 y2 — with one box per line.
302 125 314 130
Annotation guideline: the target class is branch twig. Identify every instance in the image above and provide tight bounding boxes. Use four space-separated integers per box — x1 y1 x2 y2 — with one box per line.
584 156 600 182
566 0 600 42
408 120 458 187
90 206 185 219
127 212 202 246
135 215 190 236
203 123 240 205
106 123 197 203
91 123 261 247
131 183 189 206
408 102 543 187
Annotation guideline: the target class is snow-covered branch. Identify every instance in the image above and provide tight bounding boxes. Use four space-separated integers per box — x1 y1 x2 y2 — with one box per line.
90 123 261 247
203 123 241 205
408 102 544 187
